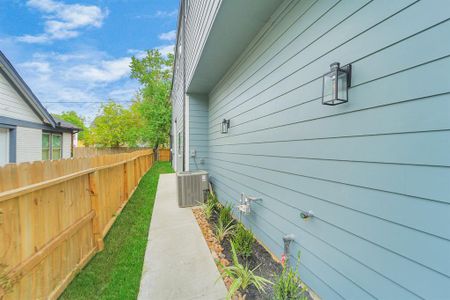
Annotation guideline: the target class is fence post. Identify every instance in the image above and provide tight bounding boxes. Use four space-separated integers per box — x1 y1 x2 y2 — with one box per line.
123 162 128 201
134 158 138 187
88 171 104 251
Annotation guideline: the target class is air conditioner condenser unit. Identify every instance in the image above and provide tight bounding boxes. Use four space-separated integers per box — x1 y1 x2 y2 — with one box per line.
177 171 209 208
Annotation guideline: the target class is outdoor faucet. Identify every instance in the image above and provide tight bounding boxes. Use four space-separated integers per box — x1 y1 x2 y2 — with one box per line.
300 210 314 220
237 193 262 216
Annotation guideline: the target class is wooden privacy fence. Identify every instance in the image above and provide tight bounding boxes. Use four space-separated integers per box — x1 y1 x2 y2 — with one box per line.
73 147 151 158
157 149 171 162
0 150 154 299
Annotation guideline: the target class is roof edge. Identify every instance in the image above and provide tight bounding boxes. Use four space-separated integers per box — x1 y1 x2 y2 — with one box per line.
0 50 57 127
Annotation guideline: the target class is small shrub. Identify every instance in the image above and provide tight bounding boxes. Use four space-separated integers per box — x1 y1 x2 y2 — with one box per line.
214 219 236 243
202 198 216 220
218 203 233 226
273 254 307 300
232 224 254 259
219 241 272 300
208 194 221 212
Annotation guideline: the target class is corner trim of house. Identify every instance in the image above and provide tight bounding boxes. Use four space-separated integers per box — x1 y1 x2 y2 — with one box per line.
8 127 16 163
185 94 190 171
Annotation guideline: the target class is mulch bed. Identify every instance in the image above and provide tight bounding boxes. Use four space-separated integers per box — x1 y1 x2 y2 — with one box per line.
193 207 283 299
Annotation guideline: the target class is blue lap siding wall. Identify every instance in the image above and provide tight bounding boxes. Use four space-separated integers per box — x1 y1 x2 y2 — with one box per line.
206 0 450 299
174 0 450 298
189 93 209 171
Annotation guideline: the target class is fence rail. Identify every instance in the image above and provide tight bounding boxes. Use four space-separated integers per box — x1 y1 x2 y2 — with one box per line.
0 150 154 299
73 147 152 158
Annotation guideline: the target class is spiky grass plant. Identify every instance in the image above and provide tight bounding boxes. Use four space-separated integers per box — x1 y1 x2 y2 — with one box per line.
219 241 272 300
218 203 233 225
214 219 236 243
273 253 307 300
232 224 254 259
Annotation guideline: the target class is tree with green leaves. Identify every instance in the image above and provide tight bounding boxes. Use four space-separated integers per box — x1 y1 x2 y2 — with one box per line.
130 49 174 151
89 101 142 147
53 111 90 144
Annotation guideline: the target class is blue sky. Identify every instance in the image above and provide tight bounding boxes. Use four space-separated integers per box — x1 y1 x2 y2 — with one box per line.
0 0 179 123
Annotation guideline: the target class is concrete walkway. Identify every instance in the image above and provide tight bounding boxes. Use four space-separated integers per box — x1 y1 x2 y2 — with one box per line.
138 174 227 300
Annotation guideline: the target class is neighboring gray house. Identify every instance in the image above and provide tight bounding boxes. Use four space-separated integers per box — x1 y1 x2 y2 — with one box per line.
171 0 450 299
0 51 79 166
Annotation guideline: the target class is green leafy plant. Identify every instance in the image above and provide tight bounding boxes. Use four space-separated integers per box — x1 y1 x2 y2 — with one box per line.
218 203 233 226
201 199 216 220
219 241 272 300
214 219 236 243
208 194 221 213
273 253 307 300
232 224 254 259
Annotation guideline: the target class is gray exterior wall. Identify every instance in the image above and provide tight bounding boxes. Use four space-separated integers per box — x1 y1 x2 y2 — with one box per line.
188 93 208 171
171 0 221 172
172 0 450 298
0 72 42 123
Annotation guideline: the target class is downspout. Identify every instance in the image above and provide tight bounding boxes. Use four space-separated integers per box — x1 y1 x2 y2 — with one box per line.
182 0 187 171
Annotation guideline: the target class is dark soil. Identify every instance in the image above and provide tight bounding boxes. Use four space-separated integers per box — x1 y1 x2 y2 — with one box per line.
206 209 313 300
221 236 281 299
211 211 282 299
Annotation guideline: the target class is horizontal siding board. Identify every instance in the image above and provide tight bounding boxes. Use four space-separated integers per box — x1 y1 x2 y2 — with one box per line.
209 21 450 131
209 164 449 299
210 130 450 167
209 93 450 149
212 182 346 300
209 0 356 113
209 0 322 104
208 148 450 239
209 0 448 125
189 127 208 135
210 149 450 203
209 159 450 273
189 94 208 171
0 72 42 123
209 0 408 118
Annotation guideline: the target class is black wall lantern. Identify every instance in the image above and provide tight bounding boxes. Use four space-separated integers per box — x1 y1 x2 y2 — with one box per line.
322 62 351 106
221 118 230 134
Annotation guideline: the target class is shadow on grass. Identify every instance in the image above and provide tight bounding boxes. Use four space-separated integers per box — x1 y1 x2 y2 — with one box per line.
59 162 174 300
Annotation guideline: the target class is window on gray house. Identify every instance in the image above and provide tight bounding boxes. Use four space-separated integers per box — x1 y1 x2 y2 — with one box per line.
42 133 62 160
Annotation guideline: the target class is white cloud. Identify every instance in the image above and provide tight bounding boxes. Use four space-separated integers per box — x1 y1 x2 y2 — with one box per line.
159 30 176 41
19 61 51 74
16 49 140 122
67 57 131 83
154 10 178 18
127 49 147 59
157 44 175 56
17 0 108 43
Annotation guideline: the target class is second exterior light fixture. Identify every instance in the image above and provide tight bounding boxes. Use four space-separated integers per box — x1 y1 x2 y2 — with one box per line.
221 118 230 134
322 62 351 106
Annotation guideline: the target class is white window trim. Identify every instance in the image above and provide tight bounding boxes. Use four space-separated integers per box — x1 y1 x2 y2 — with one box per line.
0 128 9 166
42 132 63 160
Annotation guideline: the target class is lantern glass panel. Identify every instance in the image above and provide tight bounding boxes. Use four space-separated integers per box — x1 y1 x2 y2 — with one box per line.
322 64 349 105
221 120 228 134
336 69 348 101
322 69 336 104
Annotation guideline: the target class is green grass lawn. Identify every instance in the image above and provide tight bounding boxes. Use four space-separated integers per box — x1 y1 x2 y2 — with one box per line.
60 162 174 300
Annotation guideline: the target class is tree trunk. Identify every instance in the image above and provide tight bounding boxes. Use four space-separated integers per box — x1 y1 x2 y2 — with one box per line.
153 144 158 162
